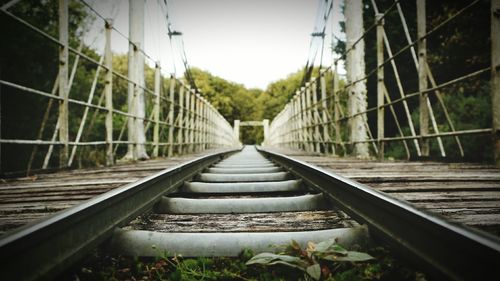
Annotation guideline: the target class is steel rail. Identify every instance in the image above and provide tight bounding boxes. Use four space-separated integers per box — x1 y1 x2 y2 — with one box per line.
257 147 500 281
0 148 240 281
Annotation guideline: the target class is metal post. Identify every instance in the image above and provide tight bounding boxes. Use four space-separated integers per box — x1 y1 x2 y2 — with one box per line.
152 62 161 158
417 0 429 156
195 95 201 151
58 0 69 167
305 84 314 152
233 120 240 143
333 65 341 153
493 0 500 167
177 85 184 154
189 90 195 152
311 80 321 153
168 76 175 157
376 13 384 160
185 86 191 153
320 73 333 155
345 0 369 158
104 19 114 165
126 0 148 160
263 119 270 144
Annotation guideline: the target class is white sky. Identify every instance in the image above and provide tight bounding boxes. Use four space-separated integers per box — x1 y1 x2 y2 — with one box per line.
84 0 344 90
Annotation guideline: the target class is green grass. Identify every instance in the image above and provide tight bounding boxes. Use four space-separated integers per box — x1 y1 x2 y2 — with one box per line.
59 245 424 281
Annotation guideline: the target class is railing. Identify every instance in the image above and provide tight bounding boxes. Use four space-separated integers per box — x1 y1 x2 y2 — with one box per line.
266 0 499 164
0 1 238 174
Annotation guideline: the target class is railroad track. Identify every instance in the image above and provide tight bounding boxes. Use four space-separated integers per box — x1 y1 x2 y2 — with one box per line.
1 146 500 281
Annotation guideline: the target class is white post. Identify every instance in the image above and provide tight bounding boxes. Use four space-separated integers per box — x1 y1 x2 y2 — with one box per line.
58 0 69 167
105 19 114 165
345 0 369 158
376 13 384 160
417 0 429 157
167 77 175 157
125 0 148 160
233 120 240 143
177 85 184 154
152 62 161 158
263 119 270 144
320 73 333 155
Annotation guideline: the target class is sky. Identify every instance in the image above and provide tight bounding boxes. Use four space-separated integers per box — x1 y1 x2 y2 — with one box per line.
84 0 344 90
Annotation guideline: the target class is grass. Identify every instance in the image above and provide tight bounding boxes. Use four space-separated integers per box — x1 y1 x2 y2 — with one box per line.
58 244 426 281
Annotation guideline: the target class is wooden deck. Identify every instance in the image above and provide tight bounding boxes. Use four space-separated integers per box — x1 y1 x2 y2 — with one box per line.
1 146 499 238
270 148 500 236
0 149 228 235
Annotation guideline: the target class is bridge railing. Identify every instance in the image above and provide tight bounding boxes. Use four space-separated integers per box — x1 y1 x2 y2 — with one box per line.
266 0 498 163
0 1 238 175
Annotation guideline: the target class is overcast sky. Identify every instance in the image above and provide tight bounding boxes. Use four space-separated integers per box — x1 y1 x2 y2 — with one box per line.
84 0 344 90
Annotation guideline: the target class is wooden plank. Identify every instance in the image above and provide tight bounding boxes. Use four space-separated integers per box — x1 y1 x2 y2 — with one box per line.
127 211 357 233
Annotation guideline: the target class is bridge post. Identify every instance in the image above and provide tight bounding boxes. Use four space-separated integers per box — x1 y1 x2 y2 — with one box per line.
177 85 184 154
189 89 195 153
493 0 500 167
58 0 69 167
311 79 321 154
320 73 334 155
104 19 114 165
167 76 175 157
233 120 240 143
345 0 369 158
184 86 191 153
417 0 429 157
195 94 202 152
376 13 385 160
263 119 270 144
197 97 201 151
333 64 341 154
126 0 148 160
305 83 314 153
152 62 161 158
299 87 309 152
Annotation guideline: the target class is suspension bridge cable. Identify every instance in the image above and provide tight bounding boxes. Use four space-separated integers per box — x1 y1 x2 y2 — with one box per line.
79 0 157 64
160 0 198 91
301 0 333 86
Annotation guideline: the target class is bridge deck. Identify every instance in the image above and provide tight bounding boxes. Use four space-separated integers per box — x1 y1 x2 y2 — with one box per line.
1 147 499 237
269 148 500 236
0 149 227 235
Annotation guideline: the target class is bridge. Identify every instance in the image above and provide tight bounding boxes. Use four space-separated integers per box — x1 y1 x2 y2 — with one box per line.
0 0 500 280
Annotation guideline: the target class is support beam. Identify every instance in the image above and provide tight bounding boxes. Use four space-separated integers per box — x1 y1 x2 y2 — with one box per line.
376 13 384 160
320 73 333 155
333 65 341 154
263 119 270 142
58 0 69 167
126 0 148 161
189 90 195 153
152 62 161 158
233 120 240 143
177 85 184 154
417 0 429 156
493 0 500 167
167 76 175 157
345 0 369 158
104 19 114 165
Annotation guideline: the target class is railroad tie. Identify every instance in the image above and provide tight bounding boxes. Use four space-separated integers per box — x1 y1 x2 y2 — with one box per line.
109 146 368 257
